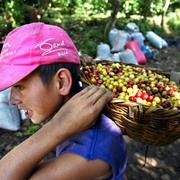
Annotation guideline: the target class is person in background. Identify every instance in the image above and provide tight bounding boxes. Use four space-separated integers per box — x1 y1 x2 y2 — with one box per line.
0 22 127 180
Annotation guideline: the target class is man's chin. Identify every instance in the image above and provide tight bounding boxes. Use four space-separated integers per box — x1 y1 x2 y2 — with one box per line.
30 118 42 124
30 116 45 124
30 115 53 124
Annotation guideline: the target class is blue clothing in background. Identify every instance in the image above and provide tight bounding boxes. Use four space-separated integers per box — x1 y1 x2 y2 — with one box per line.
56 114 127 180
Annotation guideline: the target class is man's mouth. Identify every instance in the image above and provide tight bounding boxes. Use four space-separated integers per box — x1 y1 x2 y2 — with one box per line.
21 109 33 119
26 110 33 119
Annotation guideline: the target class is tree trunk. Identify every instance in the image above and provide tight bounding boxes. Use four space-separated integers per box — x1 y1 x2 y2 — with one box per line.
161 0 170 29
142 0 153 22
104 0 120 38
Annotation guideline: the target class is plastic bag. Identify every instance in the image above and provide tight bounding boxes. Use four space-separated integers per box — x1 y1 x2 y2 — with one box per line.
141 44 158 59
109 53 120 62
126 22 139 32
96 43 111 61
96 43 111 59
125 39 147 65
108 28 119 47
111 30 130 52
119 49 138 64
146 31 168 49
131 32 145 47
0 88 21 131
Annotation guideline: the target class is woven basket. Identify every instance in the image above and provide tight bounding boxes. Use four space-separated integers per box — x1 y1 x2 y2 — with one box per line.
80 59 180 146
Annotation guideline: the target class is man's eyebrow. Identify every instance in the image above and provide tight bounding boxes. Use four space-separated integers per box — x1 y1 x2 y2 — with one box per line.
13 83 20 87
13 84 24 88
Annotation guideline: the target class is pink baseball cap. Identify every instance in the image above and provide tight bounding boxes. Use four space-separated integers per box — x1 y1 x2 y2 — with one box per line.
0 22 80 91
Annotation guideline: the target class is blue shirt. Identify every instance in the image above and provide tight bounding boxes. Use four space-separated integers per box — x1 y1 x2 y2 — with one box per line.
56 114 127 180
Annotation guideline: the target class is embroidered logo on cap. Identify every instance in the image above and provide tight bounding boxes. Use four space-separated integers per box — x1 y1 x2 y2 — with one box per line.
35 38 68 57
1 43 16 59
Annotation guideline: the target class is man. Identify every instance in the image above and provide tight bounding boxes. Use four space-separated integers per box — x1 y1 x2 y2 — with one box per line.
0 22 127 179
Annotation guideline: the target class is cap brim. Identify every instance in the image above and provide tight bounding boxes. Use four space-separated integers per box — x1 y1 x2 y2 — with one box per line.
0 64 39 91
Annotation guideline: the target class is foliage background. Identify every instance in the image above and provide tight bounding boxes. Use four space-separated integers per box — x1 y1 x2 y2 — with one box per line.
0 0 179 56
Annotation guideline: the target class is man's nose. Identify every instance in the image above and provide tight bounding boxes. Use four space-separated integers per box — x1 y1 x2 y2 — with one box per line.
9 89 22 106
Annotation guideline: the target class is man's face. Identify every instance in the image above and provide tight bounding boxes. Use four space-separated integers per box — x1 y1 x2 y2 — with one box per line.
10 72 63 124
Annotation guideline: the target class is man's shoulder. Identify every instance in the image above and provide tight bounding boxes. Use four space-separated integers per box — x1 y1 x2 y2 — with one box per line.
96 114 122 135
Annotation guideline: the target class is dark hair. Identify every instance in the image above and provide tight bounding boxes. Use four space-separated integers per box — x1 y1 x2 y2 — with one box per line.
36 62 81 95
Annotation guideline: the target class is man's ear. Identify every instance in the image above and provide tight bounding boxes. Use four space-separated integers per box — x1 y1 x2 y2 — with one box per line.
54 68 72 96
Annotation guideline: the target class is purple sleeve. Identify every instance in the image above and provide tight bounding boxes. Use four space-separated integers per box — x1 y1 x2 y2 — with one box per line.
56 114 127 180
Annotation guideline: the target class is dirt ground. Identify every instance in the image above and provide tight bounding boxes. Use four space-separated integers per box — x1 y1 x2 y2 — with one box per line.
0 46 179 180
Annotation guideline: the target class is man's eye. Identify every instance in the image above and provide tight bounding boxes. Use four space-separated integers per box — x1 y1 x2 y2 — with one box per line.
14 85 24 91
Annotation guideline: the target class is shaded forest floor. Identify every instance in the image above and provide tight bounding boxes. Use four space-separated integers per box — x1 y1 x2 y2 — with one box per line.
0 46 180 180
